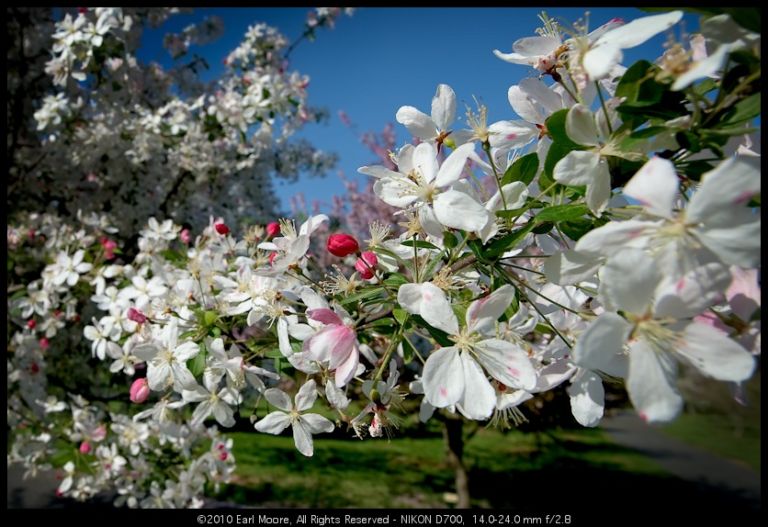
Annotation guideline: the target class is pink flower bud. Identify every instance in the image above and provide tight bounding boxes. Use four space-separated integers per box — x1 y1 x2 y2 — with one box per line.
266 222 281 238
129 378 150 404
39 338 49 350
27 319 37 330
327 233 359 257
100 237 117 260
268 252 278 266
180 228 192 244
127 307 147 324
79 441 91 454
214 223 230 235
219 451 229 461
355 251 378 279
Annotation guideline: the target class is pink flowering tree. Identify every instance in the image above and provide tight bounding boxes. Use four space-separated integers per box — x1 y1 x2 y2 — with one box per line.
7 7 761 509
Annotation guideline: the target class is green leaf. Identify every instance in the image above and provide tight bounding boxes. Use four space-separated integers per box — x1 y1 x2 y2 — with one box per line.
411 315 453 347
400 239 440 250
186 344 206 377
615 60 654 103
501 152 539 186
543 141 573 179
338 287 385 305
443 231 458 250
484 222 535 260
533 203 590 224
393 308 408 326
629 126 668 139
722 93 760 126
545 109 582 149
383 273 409 288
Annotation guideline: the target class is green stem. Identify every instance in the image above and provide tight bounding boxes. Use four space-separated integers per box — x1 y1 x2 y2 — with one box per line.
595 81 614 135
372 319 408 383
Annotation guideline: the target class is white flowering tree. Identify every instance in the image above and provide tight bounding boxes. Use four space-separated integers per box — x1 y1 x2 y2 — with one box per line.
7 8 761 508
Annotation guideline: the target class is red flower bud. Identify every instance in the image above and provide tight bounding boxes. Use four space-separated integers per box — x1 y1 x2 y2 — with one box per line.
180 228 192 244
214 223 230 235
266 222 281 238
355 251 378 279
268 252 278 266
129 378 150 404
219 451 229 461
127 307 147 324
39 338 49 350
327 233 359 257
27 319 37 330
79 441 91 454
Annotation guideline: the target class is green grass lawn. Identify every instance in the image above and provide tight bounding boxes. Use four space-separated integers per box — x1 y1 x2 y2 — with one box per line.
661 370 761 472
215 426 679 508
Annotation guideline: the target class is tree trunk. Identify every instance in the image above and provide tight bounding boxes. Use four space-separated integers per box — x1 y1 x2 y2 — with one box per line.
443 417 471 508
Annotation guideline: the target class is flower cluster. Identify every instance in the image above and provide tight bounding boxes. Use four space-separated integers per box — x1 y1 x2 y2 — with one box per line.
7 8 760 508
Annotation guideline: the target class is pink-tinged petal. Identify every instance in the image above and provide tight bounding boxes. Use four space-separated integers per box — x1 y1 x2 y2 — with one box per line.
573 313 630 378
567 370 605 427
627 340 682 423
264 388 293 412
594 11 683 50
456 353 496 420
474 338 537 391
431 84 456 131
435 142 475 187
488 120 538 150
566 105 600 146
334 346 359 388
254 411 291 434
304 325 352 363
599 249 661 314
466 284 516 335
327 327 357 370
295 379 318 411
396 106 437 141
398 282 459 336
433 190 490 233
422 346 464 408
653 263 732 319
623 157 679 219
727 267 760 321
307 308 343 326
678 322 755 382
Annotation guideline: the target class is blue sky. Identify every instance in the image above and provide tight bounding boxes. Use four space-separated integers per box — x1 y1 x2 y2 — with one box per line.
137 8 699 214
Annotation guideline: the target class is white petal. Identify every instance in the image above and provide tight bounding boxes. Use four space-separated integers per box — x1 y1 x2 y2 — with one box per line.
254 411 291 434
300 413 335 434
543 250 602 285
672 43 732 91
599 248 660 314
488 120 538 150
678 322 755 381
694 219 761 269
435 143 474 187
295 379 318 411
358 165 404 180
433 190 489 233
396 106 437 141
422 346 464 407
398 282 459 335
627 340 682 423
595 11 683 50
413 142 439 183
687 156 760 226
431 84 456 131
565 105 600 146
513 35 560 57
191 401 212 427
573 313 631 377
574 219 658 255
456 353 496 420
585 160 611 216
292 421 315 457
583 42 623 81
373 177 419 208
567 370 605 427
553 150 601 186
334 346 359 388
508 84 543 123
264 388 292 412
623 157 679 219
474 338 537 391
